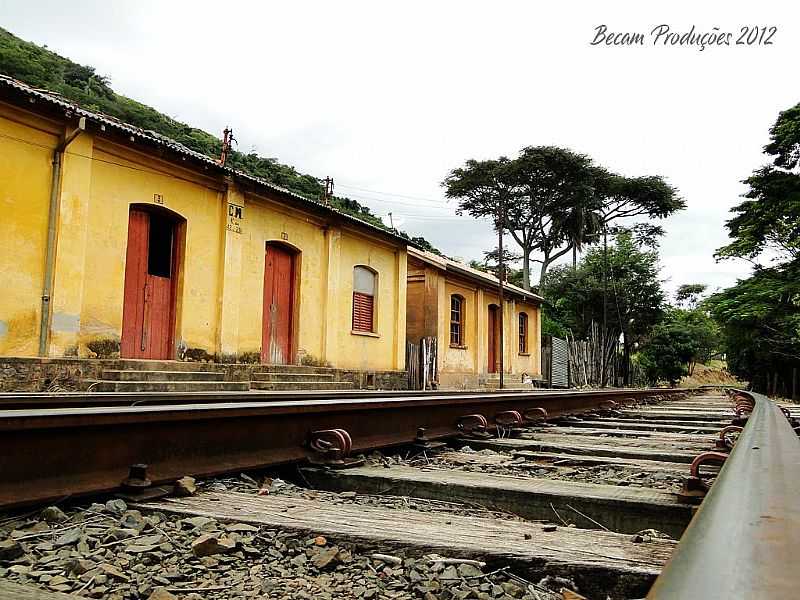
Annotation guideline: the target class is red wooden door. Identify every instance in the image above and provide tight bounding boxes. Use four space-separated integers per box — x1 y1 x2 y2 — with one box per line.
121 209 177 359
262 245 294 364
487 305 498 373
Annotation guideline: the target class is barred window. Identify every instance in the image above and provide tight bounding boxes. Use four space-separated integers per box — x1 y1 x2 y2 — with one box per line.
519 312 528 354
352 266 376 332
450 295 465 346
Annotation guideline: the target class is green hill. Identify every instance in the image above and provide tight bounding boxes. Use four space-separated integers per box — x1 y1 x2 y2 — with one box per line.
0 27 439 252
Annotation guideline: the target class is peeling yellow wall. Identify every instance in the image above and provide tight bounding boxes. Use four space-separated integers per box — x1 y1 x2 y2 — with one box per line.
237 193 328 361
336 231 406 371
440 279 478 375
81 141 224 356
0 101 407 372
0 106 58 356
406 262 543 386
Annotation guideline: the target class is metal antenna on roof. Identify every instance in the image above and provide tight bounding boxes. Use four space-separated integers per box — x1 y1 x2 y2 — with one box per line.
219 127 236 166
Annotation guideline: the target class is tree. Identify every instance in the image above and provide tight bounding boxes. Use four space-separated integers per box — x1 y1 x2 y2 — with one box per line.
444 147 683 291
639 322 696 385
444 147 596 290
707 262 800 395
716 101 800 264
468 248 525 288
711 100 800 397
664 307 721 375
541 232 665 384
675 284 708 309
593 169 685 235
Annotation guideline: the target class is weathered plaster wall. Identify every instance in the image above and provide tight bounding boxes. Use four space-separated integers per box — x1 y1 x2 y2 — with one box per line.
0 106 57 356
336 231 406 371
237 192 328 362
405 264 543 388
0 100 408 373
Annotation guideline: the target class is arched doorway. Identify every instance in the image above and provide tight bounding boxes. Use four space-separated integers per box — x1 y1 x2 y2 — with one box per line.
487 304 500 373
262 242 299 364
121 205 184 359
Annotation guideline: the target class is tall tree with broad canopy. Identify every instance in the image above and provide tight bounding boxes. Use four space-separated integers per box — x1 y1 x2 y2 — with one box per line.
444 147 596 290
444 147 683 290
591 169 685 236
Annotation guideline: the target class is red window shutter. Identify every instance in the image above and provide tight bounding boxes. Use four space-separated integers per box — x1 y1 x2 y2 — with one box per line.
352 292 374 332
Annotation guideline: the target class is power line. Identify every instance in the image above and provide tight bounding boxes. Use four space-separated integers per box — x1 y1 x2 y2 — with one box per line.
340 192 453 209
336 182 449 205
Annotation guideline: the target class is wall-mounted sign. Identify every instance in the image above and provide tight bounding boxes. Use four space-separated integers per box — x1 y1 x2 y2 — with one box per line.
153 193 164 205
226 202 243 234
281 231 289 241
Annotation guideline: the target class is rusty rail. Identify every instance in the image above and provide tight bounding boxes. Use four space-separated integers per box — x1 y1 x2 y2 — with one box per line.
0 387 667 409
0 388 683 508
648 390 800 599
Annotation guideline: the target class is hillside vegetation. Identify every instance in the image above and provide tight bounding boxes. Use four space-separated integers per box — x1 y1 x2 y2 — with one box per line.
0 27 438 251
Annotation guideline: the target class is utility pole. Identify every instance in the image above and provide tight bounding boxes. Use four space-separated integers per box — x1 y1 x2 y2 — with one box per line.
601 221 608 388
218 127 236 166
497 195 505 390
321 177 334 205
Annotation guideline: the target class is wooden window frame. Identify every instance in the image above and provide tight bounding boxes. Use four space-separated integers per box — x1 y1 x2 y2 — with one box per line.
518 312 529 355
352 266 377 334
450 294 466 348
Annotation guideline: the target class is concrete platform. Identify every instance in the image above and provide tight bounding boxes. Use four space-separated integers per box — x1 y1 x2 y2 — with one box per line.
301 464 694 538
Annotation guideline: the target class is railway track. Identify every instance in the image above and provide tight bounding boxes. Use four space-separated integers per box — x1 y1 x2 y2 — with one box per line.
0 388 797 599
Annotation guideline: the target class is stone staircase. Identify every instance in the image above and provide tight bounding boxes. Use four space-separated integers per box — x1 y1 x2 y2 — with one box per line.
250 366 354 391
481 374 537 390
84 360 355 392
85 360 248 392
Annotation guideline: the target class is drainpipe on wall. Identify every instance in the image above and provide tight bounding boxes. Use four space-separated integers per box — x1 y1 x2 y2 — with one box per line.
38 117 86 357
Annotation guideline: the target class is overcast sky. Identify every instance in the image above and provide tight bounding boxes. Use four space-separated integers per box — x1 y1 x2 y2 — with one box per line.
3 0 797 295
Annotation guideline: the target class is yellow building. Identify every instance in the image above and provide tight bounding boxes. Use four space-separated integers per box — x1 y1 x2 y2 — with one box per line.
406 247 543 389
0 75 407 373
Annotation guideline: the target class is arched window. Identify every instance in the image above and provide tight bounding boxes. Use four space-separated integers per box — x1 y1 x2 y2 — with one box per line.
450 295 465 346
519 312 529 354
352 266 377 332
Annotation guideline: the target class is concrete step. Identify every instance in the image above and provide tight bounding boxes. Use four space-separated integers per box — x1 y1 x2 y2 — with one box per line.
258 364 338 375
114 359 224 373
250 381 354 391
87 380 249 392
101 370 226 382
483 380 535 390
251 372 336 382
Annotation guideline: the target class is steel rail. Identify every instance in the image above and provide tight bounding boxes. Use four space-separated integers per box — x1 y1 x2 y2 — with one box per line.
648 390 800 599
0 387 670 409
0 388 683 509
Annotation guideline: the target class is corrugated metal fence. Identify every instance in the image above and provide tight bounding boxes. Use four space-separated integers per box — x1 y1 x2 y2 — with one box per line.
541 334 570 388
